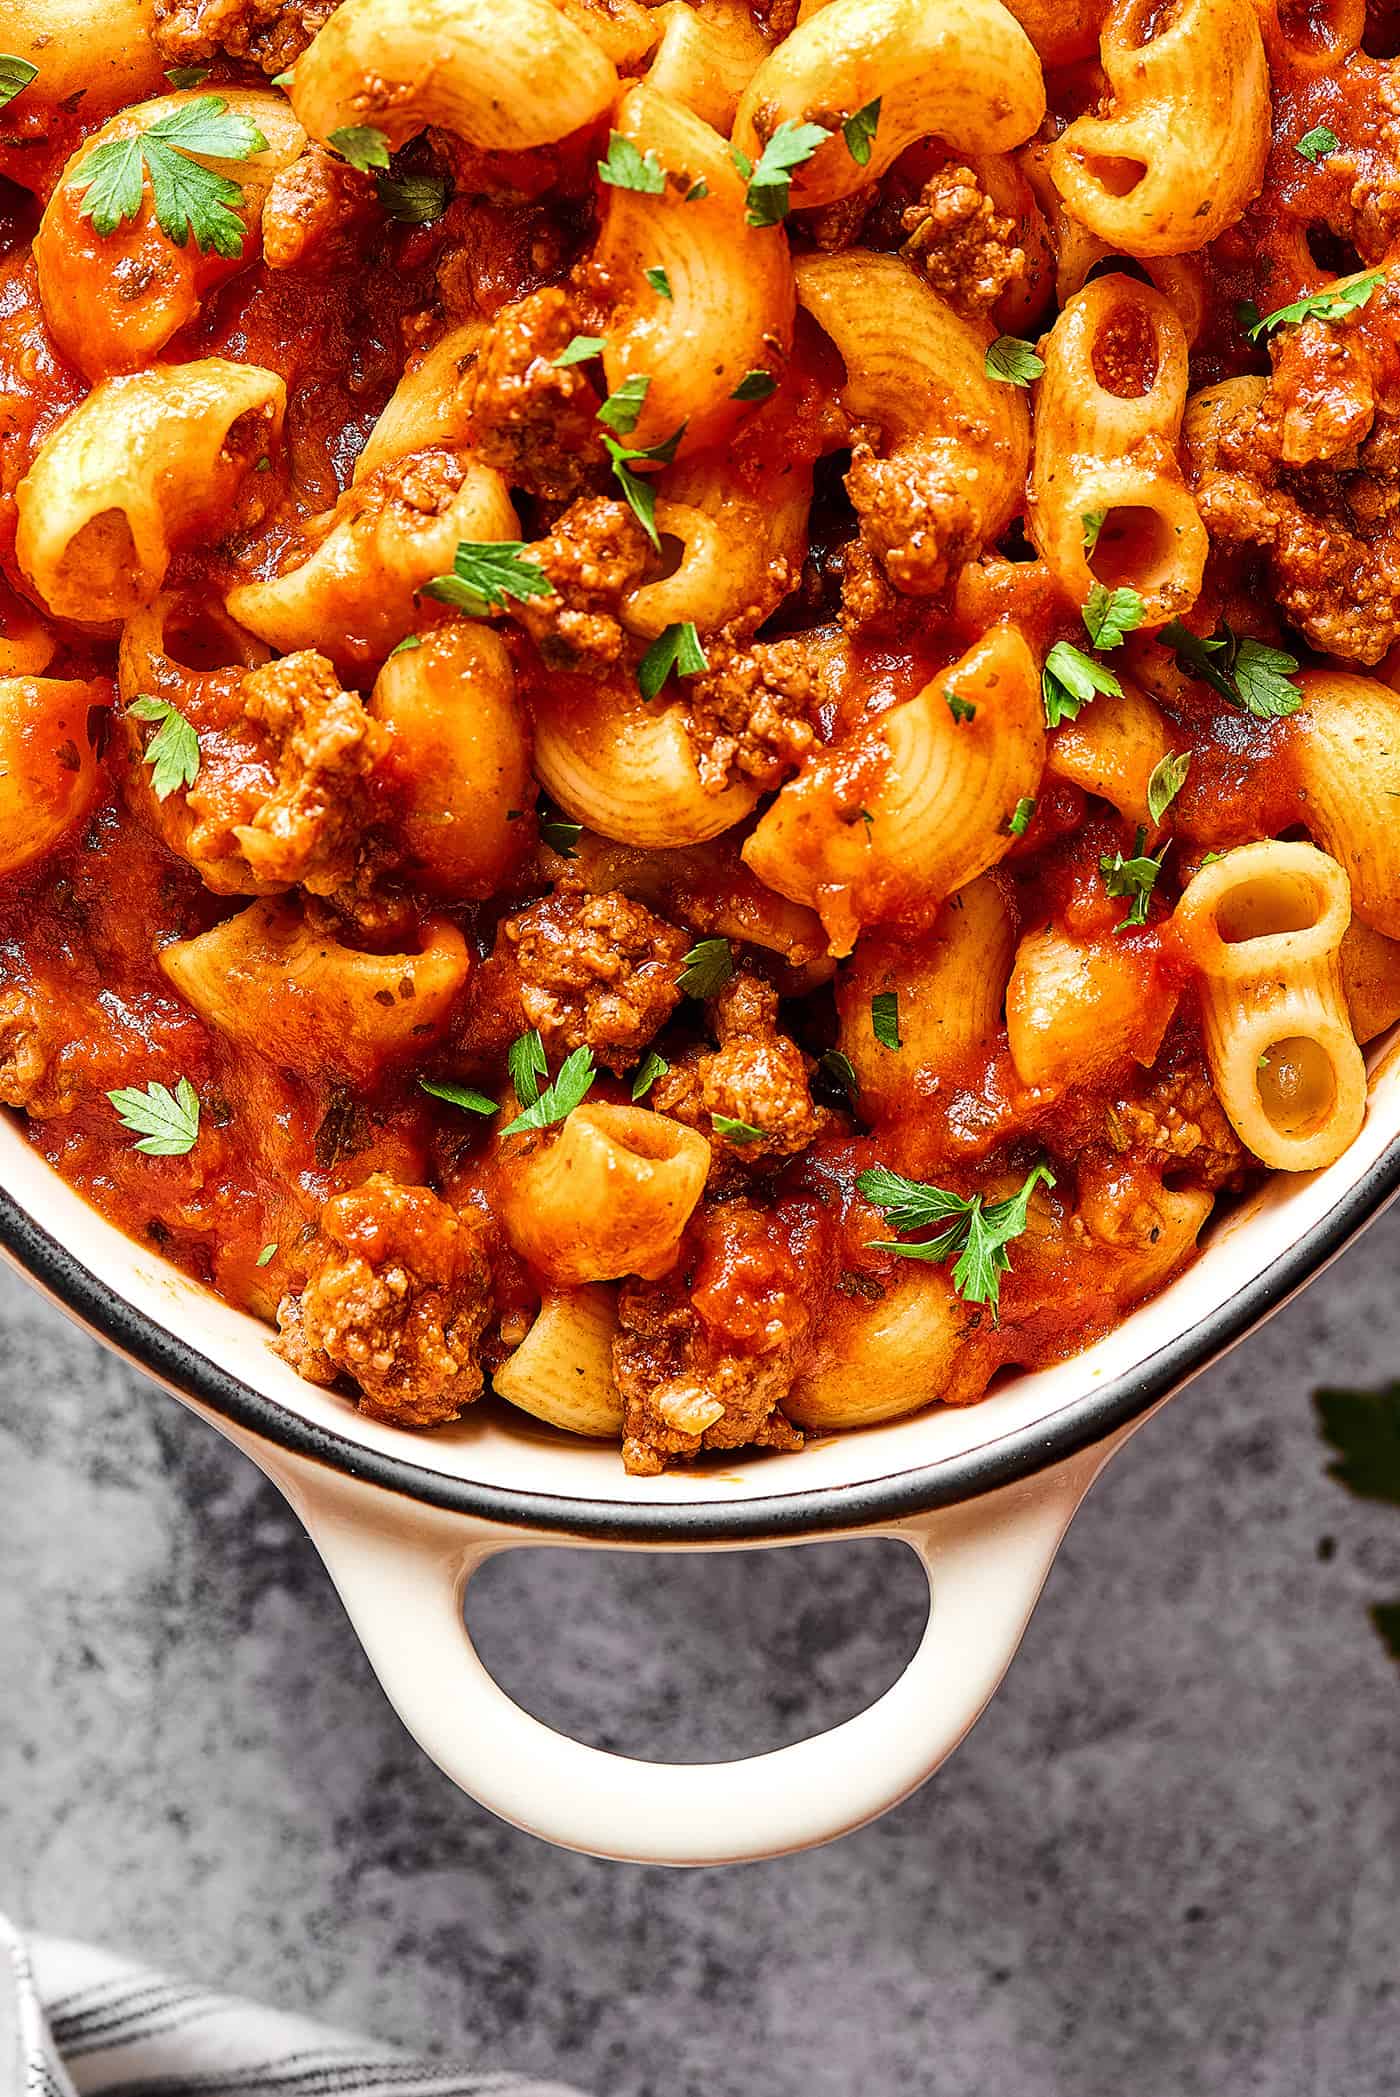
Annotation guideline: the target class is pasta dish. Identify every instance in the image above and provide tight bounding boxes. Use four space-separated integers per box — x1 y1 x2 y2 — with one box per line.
0 0 1396 1473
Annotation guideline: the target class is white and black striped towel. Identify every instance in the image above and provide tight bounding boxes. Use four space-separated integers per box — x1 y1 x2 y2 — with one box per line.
1 1916 581 2097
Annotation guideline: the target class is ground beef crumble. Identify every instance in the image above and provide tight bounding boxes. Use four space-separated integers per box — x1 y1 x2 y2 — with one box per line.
261 148 378 275
223 652 387 894
843 446 981 614
463 287 609 502
512 496 650 671
0 988 47 1110
153 0 336 73
1106 1054 1249 1192
652 970 826 1166
468 892 688 1072
900 164 1027 319
276 1175 493 1426
684 630 823 793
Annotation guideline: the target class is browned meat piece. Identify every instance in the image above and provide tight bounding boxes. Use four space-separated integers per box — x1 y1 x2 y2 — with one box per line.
466 891 687 1071
512 496 650 671
653 969 826 1164
228 653 386 890
261 148 379 274
900 164 1027 319
684 631 823 793
843 445 980 607
463 287 609 501
613 1201 807 1473
152 0 336 73
276 1175 492 1425
750 0 800 36
1186 292 1400 664
1107 1051 1249 1192
0 989 47 1110
803 190 874 253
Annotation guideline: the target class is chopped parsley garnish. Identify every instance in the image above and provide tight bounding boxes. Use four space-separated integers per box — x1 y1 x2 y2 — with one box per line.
985 335 1044 387
1083 581 1144 651
376 169 451 223
730 369 777 402
597 372 651 435
682 177 708 202
946 690 976 724
128 695 200 801
604 425 685 551
1296 125 1338 163
638 619 707 701
857 1160 1055 1321
713 1113 765 1143
740 119 830 226
500 1044 596 1137
631 1048 669 1101
0 56 38 109
256 1241 278 1265
819 1048 859 1098
164 65 210 88
1100 825 1168 929
677 936 733 998
108 1077 201 1157
1081 509 1106 555
68 95 269 256
1146 748 1191 825
841 98 881 167
507 1028 548 1109
644 265 672 299
553 334 606 368
328 125 390 172
422 540 553 616
870 990 901 1050
1041 641 1122 727
1247 269 1384 340
598 133 666 194
539 815 582 858
389 633 422 654
1159 618 1303 719
419 1077 498 1116
1008 795 1036 838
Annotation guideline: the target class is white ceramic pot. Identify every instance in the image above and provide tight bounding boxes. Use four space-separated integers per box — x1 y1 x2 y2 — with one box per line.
4 1039 1399 1865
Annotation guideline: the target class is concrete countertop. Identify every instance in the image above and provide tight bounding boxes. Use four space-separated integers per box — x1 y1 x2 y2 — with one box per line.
2 1211 1397 2096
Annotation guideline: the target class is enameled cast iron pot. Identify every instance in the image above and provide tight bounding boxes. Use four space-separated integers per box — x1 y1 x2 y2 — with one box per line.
4 1034 1399 1866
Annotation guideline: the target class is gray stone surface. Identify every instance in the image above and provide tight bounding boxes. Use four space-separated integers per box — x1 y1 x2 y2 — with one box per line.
1 1213 1398 2097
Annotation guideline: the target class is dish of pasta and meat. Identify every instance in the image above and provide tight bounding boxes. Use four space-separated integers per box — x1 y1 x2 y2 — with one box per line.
0 0 1397 1472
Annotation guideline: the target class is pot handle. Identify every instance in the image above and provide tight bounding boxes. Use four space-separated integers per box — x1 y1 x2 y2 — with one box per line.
274 1440 1115 1866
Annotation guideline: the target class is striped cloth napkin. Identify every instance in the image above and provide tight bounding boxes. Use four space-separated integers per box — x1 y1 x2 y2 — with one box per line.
1 1916 581 2097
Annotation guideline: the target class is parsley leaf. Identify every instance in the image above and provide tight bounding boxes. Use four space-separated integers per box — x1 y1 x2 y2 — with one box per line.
1100 824 1168 929
540 815 582 858
329 124 391 172
632 1048 669 1101
1041 640 1123 726
713 1113 765 1143
677 937 733 998
0 55 37 108
604 425 685 551
164 65 210 88
256 1241 278 1265
553 334 606 368
419 1077 498 1116
422 540 553 616
1146 749 1191 825
500 1044 596 1136
1008 795 1036 838
1296 124 1338 163
644 264 672 299
1247 269 1384 340
68 95 269 256
128 695 200 801
1081 509 1106 555
744 119 831 226
1083 582 1144 650
946 690 976 724
985 335 1044 387
1159 618 1303 720
389 633 421 655
841 98 881 167
376 169 451 223
730 369 777 402
598 133 666 193
638 619 707 701
597 372 651 435
107 1076 201 1157
819 1048 859 1098
507 1029 548 1110
870 990 901 1049
858 1160 1055 1320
